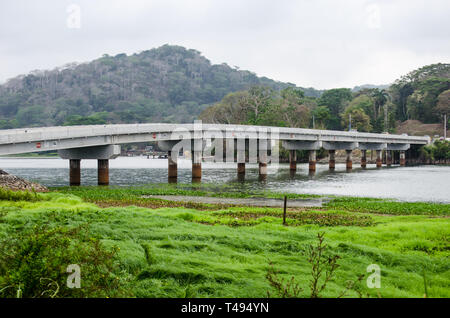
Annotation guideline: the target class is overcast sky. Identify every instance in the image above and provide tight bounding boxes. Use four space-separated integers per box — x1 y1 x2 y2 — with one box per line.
0 0 449 89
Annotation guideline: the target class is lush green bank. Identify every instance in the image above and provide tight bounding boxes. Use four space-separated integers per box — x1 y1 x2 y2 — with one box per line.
0 185 449 298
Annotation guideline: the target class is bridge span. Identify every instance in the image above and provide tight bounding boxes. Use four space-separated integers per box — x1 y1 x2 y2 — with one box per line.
0 123 430 185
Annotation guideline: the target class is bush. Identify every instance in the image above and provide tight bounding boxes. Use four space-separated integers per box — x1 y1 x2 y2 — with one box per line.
0 224 129 298
0 187 41 202
267 233 364 298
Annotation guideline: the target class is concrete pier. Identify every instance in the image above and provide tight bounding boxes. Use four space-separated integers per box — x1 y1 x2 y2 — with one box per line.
192 151 202 182
237 163 246 175
361 150 367 168
259 162 268 174
376 150 382 168
59 145 121 186
328 150 335 170
309 150 316 172
400 150 406 166
69 159 81 186
289 150 297 171
97 159 109 185
258 150 268 181
237 149 246 179
237 163 245 181
168 151 178 183
387 150 392 166
346 150 353 170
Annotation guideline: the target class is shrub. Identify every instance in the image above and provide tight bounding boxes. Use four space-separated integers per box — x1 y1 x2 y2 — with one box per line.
0 224 129 298
267 233 364 298
0 187 41 202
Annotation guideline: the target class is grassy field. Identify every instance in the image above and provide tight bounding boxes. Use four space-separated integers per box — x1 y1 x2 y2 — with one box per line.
0 185 448 298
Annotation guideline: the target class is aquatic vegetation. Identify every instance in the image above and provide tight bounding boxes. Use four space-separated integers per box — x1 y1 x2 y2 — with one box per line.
191 209 374 227
54 183 320 202
325 197 450 216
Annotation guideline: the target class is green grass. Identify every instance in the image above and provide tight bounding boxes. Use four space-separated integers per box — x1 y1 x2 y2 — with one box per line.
325 197 450 216
53 183 320 202
0 188 449 298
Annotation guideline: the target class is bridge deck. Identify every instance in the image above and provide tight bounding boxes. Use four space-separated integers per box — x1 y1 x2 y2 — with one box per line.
0 123 429 156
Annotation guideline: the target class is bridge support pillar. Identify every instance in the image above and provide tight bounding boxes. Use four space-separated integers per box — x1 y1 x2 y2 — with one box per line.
400 150 406 166
237 150 246 180
376 150 382 168
328 150 335 170
168 151 178 183
309 150 316 172
97 159 109 185
192 151 202 183
237 163 245 180
346 150 353 170
361 150 367 168
289 150 297 171
69 159 81 186
387 150 392 166
258 151 268 181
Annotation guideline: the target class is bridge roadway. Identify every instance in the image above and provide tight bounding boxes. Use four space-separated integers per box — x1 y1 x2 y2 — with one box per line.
0 123 430 185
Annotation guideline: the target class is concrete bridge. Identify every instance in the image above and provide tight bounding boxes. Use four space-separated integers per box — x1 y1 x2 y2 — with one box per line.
0 123 430 185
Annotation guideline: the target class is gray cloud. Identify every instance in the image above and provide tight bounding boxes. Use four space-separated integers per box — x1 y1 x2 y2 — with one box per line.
0 0 449 89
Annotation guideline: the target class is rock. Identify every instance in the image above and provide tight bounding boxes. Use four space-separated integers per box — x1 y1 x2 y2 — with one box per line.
0 169 48 192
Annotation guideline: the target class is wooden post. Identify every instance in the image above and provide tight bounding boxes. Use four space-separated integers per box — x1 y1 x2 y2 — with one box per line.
283 195 287 225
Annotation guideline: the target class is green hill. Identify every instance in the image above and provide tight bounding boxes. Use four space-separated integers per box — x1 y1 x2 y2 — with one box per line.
0 45 322 128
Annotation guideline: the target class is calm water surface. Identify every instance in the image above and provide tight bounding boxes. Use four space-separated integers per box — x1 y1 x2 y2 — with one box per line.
1 157 449 203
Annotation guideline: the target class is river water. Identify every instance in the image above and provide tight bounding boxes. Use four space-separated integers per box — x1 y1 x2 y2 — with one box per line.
0 157 449 203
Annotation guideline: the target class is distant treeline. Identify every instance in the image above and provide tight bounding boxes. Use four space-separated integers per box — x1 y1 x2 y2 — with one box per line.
201 64 450 133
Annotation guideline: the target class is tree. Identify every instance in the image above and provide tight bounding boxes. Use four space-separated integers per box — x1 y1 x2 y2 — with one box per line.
241 86 275 125
279 87 311 128
341 108 372 132
370 89 389 120
318 88 352 130
390 63 450 122
312 106 331 129
199 91 249 124
436 89 450 115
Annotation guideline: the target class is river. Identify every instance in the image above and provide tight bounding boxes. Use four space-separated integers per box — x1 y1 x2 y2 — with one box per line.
0 157 449 203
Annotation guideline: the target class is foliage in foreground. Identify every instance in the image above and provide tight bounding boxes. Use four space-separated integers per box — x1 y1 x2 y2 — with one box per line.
0 189 448 298
267 233 364 298
0 224 128 298
0 187 43 202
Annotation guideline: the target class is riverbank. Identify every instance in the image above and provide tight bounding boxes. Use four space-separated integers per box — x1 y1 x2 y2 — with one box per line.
0 169 48 192
0 184 448 298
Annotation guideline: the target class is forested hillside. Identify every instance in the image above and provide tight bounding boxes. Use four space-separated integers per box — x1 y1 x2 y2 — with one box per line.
0 45 321 128
0 44 448 134
201 63 450 136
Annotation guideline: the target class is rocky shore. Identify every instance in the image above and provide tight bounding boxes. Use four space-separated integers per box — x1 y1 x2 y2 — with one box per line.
0 170 48 192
